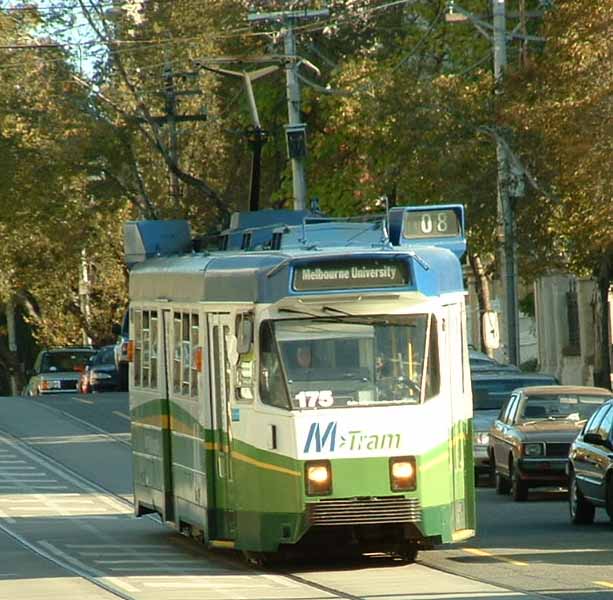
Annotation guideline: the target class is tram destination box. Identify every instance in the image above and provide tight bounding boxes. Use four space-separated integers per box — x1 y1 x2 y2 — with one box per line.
293 258 410 292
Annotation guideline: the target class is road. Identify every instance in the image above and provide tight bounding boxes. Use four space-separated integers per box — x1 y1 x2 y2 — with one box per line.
0 392 611 600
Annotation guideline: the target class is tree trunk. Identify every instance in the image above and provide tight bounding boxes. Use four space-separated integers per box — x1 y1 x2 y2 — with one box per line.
593 252 613 390
469 253 496 358
2 298 25 394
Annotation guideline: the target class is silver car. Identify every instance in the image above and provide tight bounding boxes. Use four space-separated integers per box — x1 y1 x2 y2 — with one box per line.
24 348 96 396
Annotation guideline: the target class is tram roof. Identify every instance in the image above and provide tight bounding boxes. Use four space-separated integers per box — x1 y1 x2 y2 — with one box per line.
129 245 465 304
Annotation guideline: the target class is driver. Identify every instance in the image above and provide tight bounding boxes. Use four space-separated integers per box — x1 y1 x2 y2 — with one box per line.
375 355 391 377
296 345 312 368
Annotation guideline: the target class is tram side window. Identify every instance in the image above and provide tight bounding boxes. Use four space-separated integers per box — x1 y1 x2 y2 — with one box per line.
173 311 199 399
259 322 290 410
424 316 440 400
133 309 158 389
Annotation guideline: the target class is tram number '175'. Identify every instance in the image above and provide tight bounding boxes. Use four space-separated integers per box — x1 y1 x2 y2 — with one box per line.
295 390 334 408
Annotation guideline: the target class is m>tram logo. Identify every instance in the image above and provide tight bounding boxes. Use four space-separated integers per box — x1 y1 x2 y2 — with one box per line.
303 422 402 454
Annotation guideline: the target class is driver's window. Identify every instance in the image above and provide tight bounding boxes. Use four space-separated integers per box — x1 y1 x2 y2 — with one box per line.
424 316 440 400
596 406 613 439
584 406 607 435
259 323 290 410
507 396 521 424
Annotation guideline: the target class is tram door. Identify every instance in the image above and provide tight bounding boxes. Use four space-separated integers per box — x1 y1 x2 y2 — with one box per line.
445 305 468 532
207 314 236 540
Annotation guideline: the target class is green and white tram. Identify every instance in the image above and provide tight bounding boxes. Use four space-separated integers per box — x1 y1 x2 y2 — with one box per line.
124 204 475 560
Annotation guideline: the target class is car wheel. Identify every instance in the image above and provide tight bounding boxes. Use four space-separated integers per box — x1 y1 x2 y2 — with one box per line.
569 470 595 524
488 452 496 486
495 471 511 495
511 465 529 502
605 474 613 524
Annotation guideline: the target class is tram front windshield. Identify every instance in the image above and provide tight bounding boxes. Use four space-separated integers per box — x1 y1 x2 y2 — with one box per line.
260 315 439 409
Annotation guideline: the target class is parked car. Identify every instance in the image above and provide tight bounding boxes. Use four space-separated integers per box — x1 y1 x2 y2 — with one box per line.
489 386 611 501
24 347 96 396
469 350 520 374
471 371 559 480
79 346 119 393
568 397 613 524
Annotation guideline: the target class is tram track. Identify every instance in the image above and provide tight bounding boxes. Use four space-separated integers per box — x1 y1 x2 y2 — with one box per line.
0 397 556 600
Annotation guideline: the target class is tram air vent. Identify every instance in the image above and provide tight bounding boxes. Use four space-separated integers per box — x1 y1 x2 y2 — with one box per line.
308 496 421 526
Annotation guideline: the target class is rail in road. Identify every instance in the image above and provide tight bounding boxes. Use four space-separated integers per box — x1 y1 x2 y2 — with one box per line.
0 394 611 600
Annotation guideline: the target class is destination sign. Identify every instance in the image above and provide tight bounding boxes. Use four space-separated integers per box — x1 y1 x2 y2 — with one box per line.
293 259 410 291
403 208 461 239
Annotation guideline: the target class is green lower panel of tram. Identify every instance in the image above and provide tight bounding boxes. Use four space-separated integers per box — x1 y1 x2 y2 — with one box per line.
131 414 475 553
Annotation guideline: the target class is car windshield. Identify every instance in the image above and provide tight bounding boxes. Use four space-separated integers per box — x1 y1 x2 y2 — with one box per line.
261 315 439 409
95 347 116 366
472 378 557 410
519 394 607 422
41 351 96 373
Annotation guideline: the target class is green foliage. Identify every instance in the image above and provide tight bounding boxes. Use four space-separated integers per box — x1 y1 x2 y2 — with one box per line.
0 0 610 363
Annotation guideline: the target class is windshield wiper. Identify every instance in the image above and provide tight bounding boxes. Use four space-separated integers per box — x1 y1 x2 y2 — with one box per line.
322 305 353 316
278 307 320 318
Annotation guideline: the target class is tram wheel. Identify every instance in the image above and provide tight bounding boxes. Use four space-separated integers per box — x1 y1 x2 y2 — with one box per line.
398 543 419 563
242 550 273 568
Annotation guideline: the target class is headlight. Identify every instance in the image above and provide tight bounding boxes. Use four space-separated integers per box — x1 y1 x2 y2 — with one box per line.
40 380 61 391
473 432 490 446
390 456 417 491
524 443 545 457
305 461 332 496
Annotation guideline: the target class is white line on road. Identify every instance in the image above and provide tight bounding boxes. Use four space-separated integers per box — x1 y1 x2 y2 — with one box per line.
68 544 173 549
0 508 16 524
79 551 182 557
112 411 131 421
38 540 140 593
0 466 38 471
109 566 218 573
95 559 205 565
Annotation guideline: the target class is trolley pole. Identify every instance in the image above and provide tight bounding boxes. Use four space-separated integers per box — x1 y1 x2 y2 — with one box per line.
248 8 329 210
492 0 520 366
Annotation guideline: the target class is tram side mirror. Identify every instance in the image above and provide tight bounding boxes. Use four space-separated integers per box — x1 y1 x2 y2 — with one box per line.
237 314 254 355
226 335 239 366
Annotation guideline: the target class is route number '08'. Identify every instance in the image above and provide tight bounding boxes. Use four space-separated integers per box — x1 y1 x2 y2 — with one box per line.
295 390 334 408
403 208 460 239
420 212 449 234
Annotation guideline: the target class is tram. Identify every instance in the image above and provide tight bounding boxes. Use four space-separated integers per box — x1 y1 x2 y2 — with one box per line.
123 204 475 560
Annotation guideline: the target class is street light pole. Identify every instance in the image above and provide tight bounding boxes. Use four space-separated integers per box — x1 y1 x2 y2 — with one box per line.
492 0 520 366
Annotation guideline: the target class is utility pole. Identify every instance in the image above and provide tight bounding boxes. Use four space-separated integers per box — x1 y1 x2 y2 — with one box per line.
134 63 208 204
492 0 520 366
163 59 180 204
283 23 307 210
248 8 329 210
446 0 531 365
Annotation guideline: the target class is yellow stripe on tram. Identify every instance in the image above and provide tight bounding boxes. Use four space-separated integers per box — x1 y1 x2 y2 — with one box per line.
203 442 300 478
232 451 301 478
